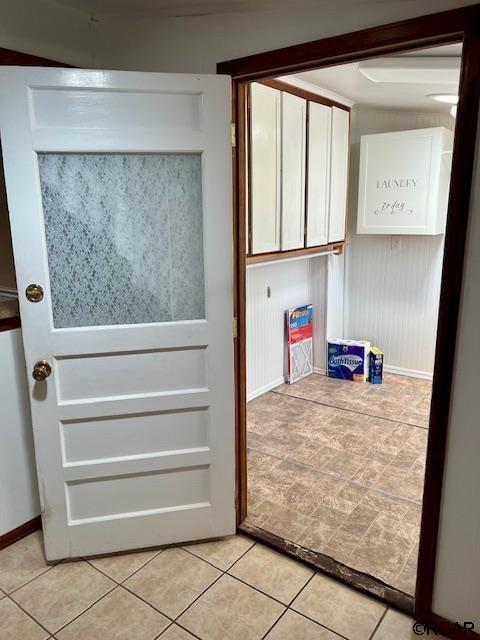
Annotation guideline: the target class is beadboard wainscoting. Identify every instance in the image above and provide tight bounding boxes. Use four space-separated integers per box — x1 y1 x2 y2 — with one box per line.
246 257 328 400
344 108 454 378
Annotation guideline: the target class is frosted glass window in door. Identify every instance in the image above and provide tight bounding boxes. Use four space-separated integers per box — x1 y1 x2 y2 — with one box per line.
38 153 205 328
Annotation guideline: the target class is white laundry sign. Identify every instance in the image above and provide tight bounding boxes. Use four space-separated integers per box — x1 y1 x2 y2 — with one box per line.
357 127 453 235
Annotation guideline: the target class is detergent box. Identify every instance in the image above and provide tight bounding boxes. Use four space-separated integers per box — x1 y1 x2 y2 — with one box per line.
327 339 371 382
368 347 384 384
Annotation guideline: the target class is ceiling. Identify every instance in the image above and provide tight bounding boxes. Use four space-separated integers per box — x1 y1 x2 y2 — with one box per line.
51 0 386 18
286 44 462 113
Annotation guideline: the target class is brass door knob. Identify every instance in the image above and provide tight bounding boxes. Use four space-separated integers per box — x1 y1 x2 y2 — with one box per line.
26 284 44 303
32 360 52 382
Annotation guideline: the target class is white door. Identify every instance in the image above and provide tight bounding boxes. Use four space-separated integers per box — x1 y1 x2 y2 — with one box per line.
0 67 235 561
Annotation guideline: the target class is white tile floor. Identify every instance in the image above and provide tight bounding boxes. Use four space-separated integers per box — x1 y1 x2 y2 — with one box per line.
0 530 444 640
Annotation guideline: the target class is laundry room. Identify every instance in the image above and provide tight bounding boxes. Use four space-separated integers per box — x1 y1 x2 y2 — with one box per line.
243 43 458 598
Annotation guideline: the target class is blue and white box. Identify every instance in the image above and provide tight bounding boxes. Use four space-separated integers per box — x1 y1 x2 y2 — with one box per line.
327 339 371 382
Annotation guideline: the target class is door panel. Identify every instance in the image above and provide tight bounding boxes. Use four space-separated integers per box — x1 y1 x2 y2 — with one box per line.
250 82 281 254
329 106 350 243
281 92 306 250
0 67 235 560
307 102 331 247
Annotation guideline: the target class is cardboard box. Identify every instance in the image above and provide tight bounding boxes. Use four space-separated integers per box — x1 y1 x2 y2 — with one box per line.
327 339 371 382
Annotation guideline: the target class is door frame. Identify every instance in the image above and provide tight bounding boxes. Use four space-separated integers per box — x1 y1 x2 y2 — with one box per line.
218 3 480 622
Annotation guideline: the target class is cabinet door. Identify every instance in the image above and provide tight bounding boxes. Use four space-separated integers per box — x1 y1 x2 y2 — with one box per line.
281 92 307 250
306 102 331 247
328 106 350 243
357 127 453 235
250 83 281 254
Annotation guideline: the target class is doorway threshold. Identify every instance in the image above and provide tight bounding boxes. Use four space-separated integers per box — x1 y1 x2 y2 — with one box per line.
238 520 414 614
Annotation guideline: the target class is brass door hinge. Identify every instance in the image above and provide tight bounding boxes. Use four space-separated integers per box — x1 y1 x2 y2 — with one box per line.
231 122 236 148
233 316 238 339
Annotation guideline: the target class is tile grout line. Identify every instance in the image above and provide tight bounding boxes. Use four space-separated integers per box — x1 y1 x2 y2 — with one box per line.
287 570 385 640
165 540 261 636
85 544 166 584
368 605 389 640
120 581 178 624
48 581 118 637
287 606 352 640
248 444 423 507
270 388 430 431
5 594 53 638
283 565 373 640
178 536 256 573
5 559 61 597
259 606 289 639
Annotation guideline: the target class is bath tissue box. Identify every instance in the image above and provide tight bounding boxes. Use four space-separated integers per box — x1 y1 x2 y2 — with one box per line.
327 339 371 382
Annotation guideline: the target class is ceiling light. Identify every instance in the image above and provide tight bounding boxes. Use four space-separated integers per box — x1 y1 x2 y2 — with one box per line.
358 58 460 84
429 94 459 104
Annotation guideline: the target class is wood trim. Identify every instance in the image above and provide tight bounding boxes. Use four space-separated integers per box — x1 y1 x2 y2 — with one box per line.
222 3 480 624
0 516 42 551
246 84 253 256
218 5 479 80
0 47 71 67
415 18 480 620
259 78 350 112
239 520 414 613
234 82 248 524
246 242 344 264
0 316 21 332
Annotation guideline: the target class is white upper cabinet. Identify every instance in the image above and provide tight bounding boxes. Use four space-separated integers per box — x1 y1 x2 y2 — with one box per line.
281 91 307 250
250 82 281 254
328 106 350 243
306 102 331 247
249 82 350 255
357 126 453 235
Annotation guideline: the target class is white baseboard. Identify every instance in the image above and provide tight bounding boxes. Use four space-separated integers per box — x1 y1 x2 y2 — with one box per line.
247 366 432 402
313 367 326 375
384 364 433 380
247 377 286 402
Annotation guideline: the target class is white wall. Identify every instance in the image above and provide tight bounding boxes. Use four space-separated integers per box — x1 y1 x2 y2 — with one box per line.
0 329 39 535
0 0 92 67
345 108 454 378
432 111 480 628
246 257 327 400
92 0 474 73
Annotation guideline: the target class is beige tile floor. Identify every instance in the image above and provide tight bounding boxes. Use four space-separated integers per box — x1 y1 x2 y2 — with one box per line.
0 530 446 640
246 373 432 595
